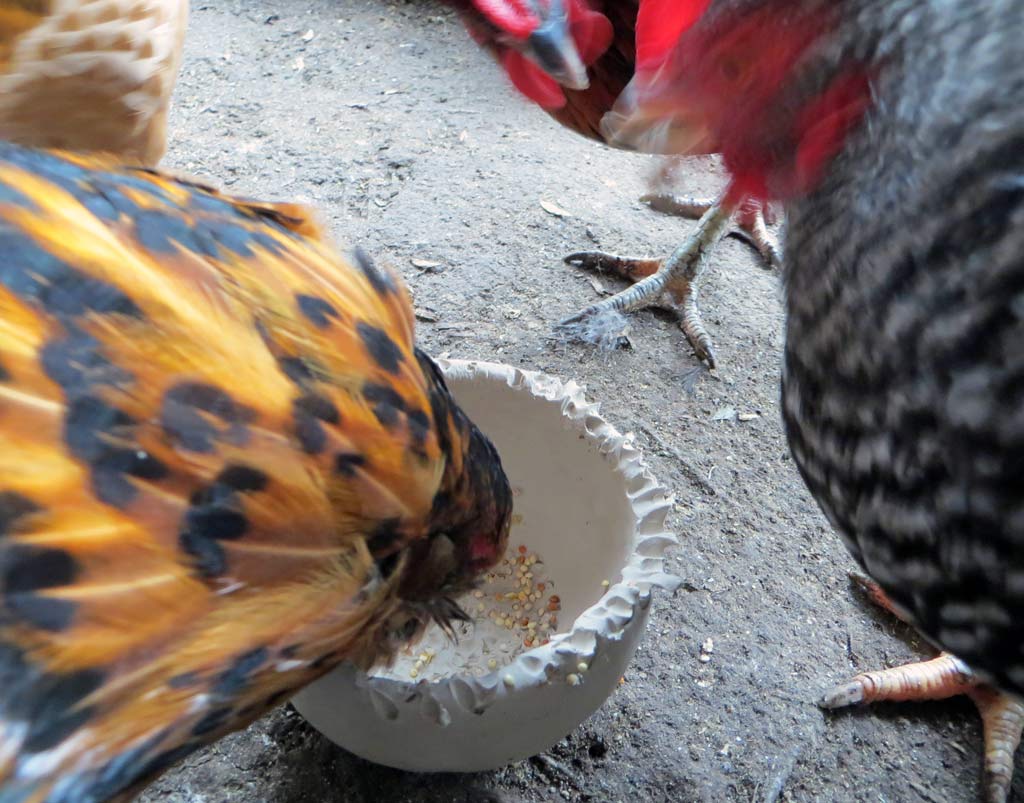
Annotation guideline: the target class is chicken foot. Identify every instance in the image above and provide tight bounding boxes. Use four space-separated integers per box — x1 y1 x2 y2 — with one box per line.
820 573 1024 803
557 194 735 369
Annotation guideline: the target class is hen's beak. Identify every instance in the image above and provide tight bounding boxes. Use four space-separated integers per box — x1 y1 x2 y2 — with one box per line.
524 0 589 90
600 77 714 155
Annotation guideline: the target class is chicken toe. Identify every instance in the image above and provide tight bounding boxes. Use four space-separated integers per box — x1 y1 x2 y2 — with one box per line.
556 196 735 369
821 575 1024 803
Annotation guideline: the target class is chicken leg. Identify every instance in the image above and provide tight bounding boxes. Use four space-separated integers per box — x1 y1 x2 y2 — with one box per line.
556 193 779 369
821 574 1024 803
641 194 782 270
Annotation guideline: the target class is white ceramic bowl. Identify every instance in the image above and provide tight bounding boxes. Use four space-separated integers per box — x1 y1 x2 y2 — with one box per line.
291 359 679 772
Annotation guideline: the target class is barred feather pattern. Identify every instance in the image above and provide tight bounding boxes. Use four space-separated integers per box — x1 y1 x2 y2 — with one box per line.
778 0 1024 694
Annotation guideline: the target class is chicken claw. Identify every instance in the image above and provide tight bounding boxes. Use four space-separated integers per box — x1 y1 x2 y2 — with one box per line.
821 574 1024 803
556 196 735 369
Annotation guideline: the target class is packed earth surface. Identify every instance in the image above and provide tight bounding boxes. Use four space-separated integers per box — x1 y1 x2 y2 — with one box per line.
140 1 1010 801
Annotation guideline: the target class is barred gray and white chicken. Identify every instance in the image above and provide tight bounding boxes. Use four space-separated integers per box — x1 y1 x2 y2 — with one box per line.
609 0 1024 800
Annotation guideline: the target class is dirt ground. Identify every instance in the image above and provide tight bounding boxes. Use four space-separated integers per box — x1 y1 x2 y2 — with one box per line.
138 1 1014 801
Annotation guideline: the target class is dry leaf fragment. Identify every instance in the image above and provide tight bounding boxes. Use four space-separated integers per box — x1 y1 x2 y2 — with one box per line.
540 199 572 218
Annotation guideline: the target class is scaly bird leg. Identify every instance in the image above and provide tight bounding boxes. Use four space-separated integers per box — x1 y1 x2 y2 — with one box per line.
557 194 736 369
641 194 782 270
820 574 1024 803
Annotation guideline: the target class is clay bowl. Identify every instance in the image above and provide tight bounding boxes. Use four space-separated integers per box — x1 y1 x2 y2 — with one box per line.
291 359 678 772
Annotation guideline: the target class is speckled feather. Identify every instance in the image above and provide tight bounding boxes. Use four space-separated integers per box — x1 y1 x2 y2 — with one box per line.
701 0 1024 692
0 143 511 802
0 0 188 164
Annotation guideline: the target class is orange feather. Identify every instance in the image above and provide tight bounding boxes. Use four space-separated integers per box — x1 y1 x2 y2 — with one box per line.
0 143 511 803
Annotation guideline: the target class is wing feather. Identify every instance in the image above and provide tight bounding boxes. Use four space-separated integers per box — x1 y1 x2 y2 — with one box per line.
0 0 189 163
0 144 448 800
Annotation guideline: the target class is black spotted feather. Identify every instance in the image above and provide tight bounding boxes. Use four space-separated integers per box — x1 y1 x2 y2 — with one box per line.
0 143 511 803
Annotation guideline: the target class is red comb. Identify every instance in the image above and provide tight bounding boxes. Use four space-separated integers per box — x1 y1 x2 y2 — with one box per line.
474 0 540 39
635 0 711 72
502 50 567 109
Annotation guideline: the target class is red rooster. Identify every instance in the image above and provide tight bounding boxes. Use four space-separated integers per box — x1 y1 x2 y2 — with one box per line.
449 0 780 368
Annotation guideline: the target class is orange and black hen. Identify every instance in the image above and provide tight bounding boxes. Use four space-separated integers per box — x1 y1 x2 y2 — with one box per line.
0 142 511 803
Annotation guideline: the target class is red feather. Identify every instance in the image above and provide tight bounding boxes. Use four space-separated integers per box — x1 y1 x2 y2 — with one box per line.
792 70 874 196
625 4 872 203
635 0 710 73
